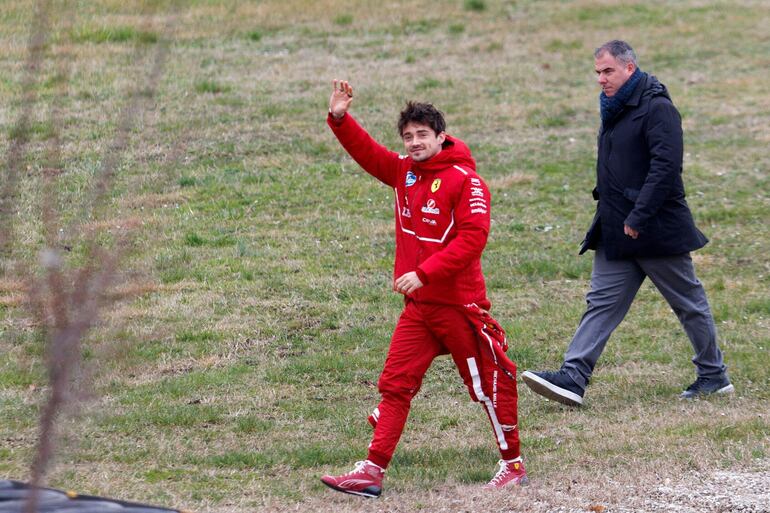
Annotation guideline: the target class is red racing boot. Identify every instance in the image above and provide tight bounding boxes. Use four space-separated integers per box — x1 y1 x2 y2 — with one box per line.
483 458 529 489
321 460 385 498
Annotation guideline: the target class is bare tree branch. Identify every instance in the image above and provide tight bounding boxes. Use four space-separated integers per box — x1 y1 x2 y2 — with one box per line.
0 0 52 261
17 2 181 512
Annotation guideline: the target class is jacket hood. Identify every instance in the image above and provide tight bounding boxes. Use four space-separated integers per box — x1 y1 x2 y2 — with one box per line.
642 74 671 101
412 134 476 174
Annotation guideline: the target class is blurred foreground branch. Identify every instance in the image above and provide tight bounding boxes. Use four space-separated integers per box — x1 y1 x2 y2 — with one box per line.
0 2 181 512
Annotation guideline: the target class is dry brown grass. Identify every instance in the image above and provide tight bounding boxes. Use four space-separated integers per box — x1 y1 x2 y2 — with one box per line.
0 294 25 307
489 173 537 189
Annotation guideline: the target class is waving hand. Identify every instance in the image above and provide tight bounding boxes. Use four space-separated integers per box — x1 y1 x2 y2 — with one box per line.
329 79 354 119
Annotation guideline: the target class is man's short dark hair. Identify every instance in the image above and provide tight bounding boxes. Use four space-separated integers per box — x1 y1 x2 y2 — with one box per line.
594 40 637 66
397 101 446 137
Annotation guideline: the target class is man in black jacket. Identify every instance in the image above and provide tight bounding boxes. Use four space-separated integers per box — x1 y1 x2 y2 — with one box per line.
522 40 732 406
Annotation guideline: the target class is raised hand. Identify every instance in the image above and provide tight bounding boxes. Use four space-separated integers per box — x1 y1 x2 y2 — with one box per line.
329 79 354 119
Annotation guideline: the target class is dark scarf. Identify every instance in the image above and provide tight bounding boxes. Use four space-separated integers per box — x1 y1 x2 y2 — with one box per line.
599 66 643 124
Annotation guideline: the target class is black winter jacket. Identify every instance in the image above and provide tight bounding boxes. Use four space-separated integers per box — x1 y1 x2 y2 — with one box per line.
580 73 708 260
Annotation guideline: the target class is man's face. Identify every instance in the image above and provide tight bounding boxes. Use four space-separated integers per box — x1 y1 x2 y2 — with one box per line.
401 122 445 162
594 51 636 97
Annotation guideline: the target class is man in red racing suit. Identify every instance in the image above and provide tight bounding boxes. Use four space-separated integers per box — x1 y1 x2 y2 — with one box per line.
320 80 527 498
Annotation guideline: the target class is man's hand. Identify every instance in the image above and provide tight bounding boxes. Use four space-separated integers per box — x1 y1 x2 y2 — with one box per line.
329 79 353 119
624 224 639 239
394 271 424 296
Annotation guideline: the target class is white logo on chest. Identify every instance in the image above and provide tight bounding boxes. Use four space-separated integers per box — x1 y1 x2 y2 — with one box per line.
421 198 440 215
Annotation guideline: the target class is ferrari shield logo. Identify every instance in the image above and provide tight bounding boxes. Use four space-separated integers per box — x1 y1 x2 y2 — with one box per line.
431 178 441 193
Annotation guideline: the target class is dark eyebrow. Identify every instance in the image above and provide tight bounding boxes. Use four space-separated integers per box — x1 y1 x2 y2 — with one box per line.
595 67 614 74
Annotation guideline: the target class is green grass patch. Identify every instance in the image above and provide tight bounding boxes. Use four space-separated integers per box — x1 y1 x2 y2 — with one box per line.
71 26 158 44
416 77 444 90
184 232 206 247
194 80 231 94
8 120 56 140
546 39 583 52
464 0 486 12
333 14 353 26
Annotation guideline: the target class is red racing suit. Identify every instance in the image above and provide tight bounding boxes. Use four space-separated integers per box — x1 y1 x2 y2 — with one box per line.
327 112 520 468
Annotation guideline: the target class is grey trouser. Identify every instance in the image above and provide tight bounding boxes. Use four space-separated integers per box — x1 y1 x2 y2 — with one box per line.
562 247 727 390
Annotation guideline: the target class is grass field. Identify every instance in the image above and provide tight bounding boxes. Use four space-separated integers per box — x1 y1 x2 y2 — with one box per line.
1 1 768 512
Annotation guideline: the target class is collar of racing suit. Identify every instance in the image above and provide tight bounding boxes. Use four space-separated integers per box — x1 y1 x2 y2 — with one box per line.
411 134 477 175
